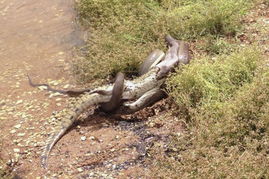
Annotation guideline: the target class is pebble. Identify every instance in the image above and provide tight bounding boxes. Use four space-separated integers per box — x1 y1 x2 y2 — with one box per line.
63 84 70 89
14 153 20 160
13 148 20 153
51 81 59 86
16 100 23 104
55 98 62 102
49 92 62 98
81 136 86 141
38 86 48 90
17 133 25 137
10 129 16 134
14 124 21 129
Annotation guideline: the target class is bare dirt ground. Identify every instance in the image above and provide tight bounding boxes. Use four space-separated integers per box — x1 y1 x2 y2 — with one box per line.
0 0 269 178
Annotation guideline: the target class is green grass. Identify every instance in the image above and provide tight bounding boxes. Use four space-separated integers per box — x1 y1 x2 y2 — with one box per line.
74 0 253 82
166 47 261 118
75 0 269 178
152 47 269 178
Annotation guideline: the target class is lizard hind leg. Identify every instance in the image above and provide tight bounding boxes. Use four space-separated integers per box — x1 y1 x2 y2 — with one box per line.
100 72 125 112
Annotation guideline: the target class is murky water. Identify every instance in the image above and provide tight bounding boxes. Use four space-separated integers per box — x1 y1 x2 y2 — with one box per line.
0 0 85 67
0 0 85 97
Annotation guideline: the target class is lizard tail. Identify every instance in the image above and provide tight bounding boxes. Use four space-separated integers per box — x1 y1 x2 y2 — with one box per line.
41 93 110 169
41 114 76 169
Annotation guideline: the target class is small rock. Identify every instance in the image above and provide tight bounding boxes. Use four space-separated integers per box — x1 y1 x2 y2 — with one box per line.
112 164 117 170
56 103 61 107
14 124 21 129
51 81 59 86
81 136 86 141
13 148 20 153
102 123 109 127
63 84 70 89
49 92 62 98
10 129 16 134
17 133 25 137
77 168 83 172
18 143 24 147
13 139 20 144
14 153 20 160
16 100 23 104
38 86 48 90
55 98 62 102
